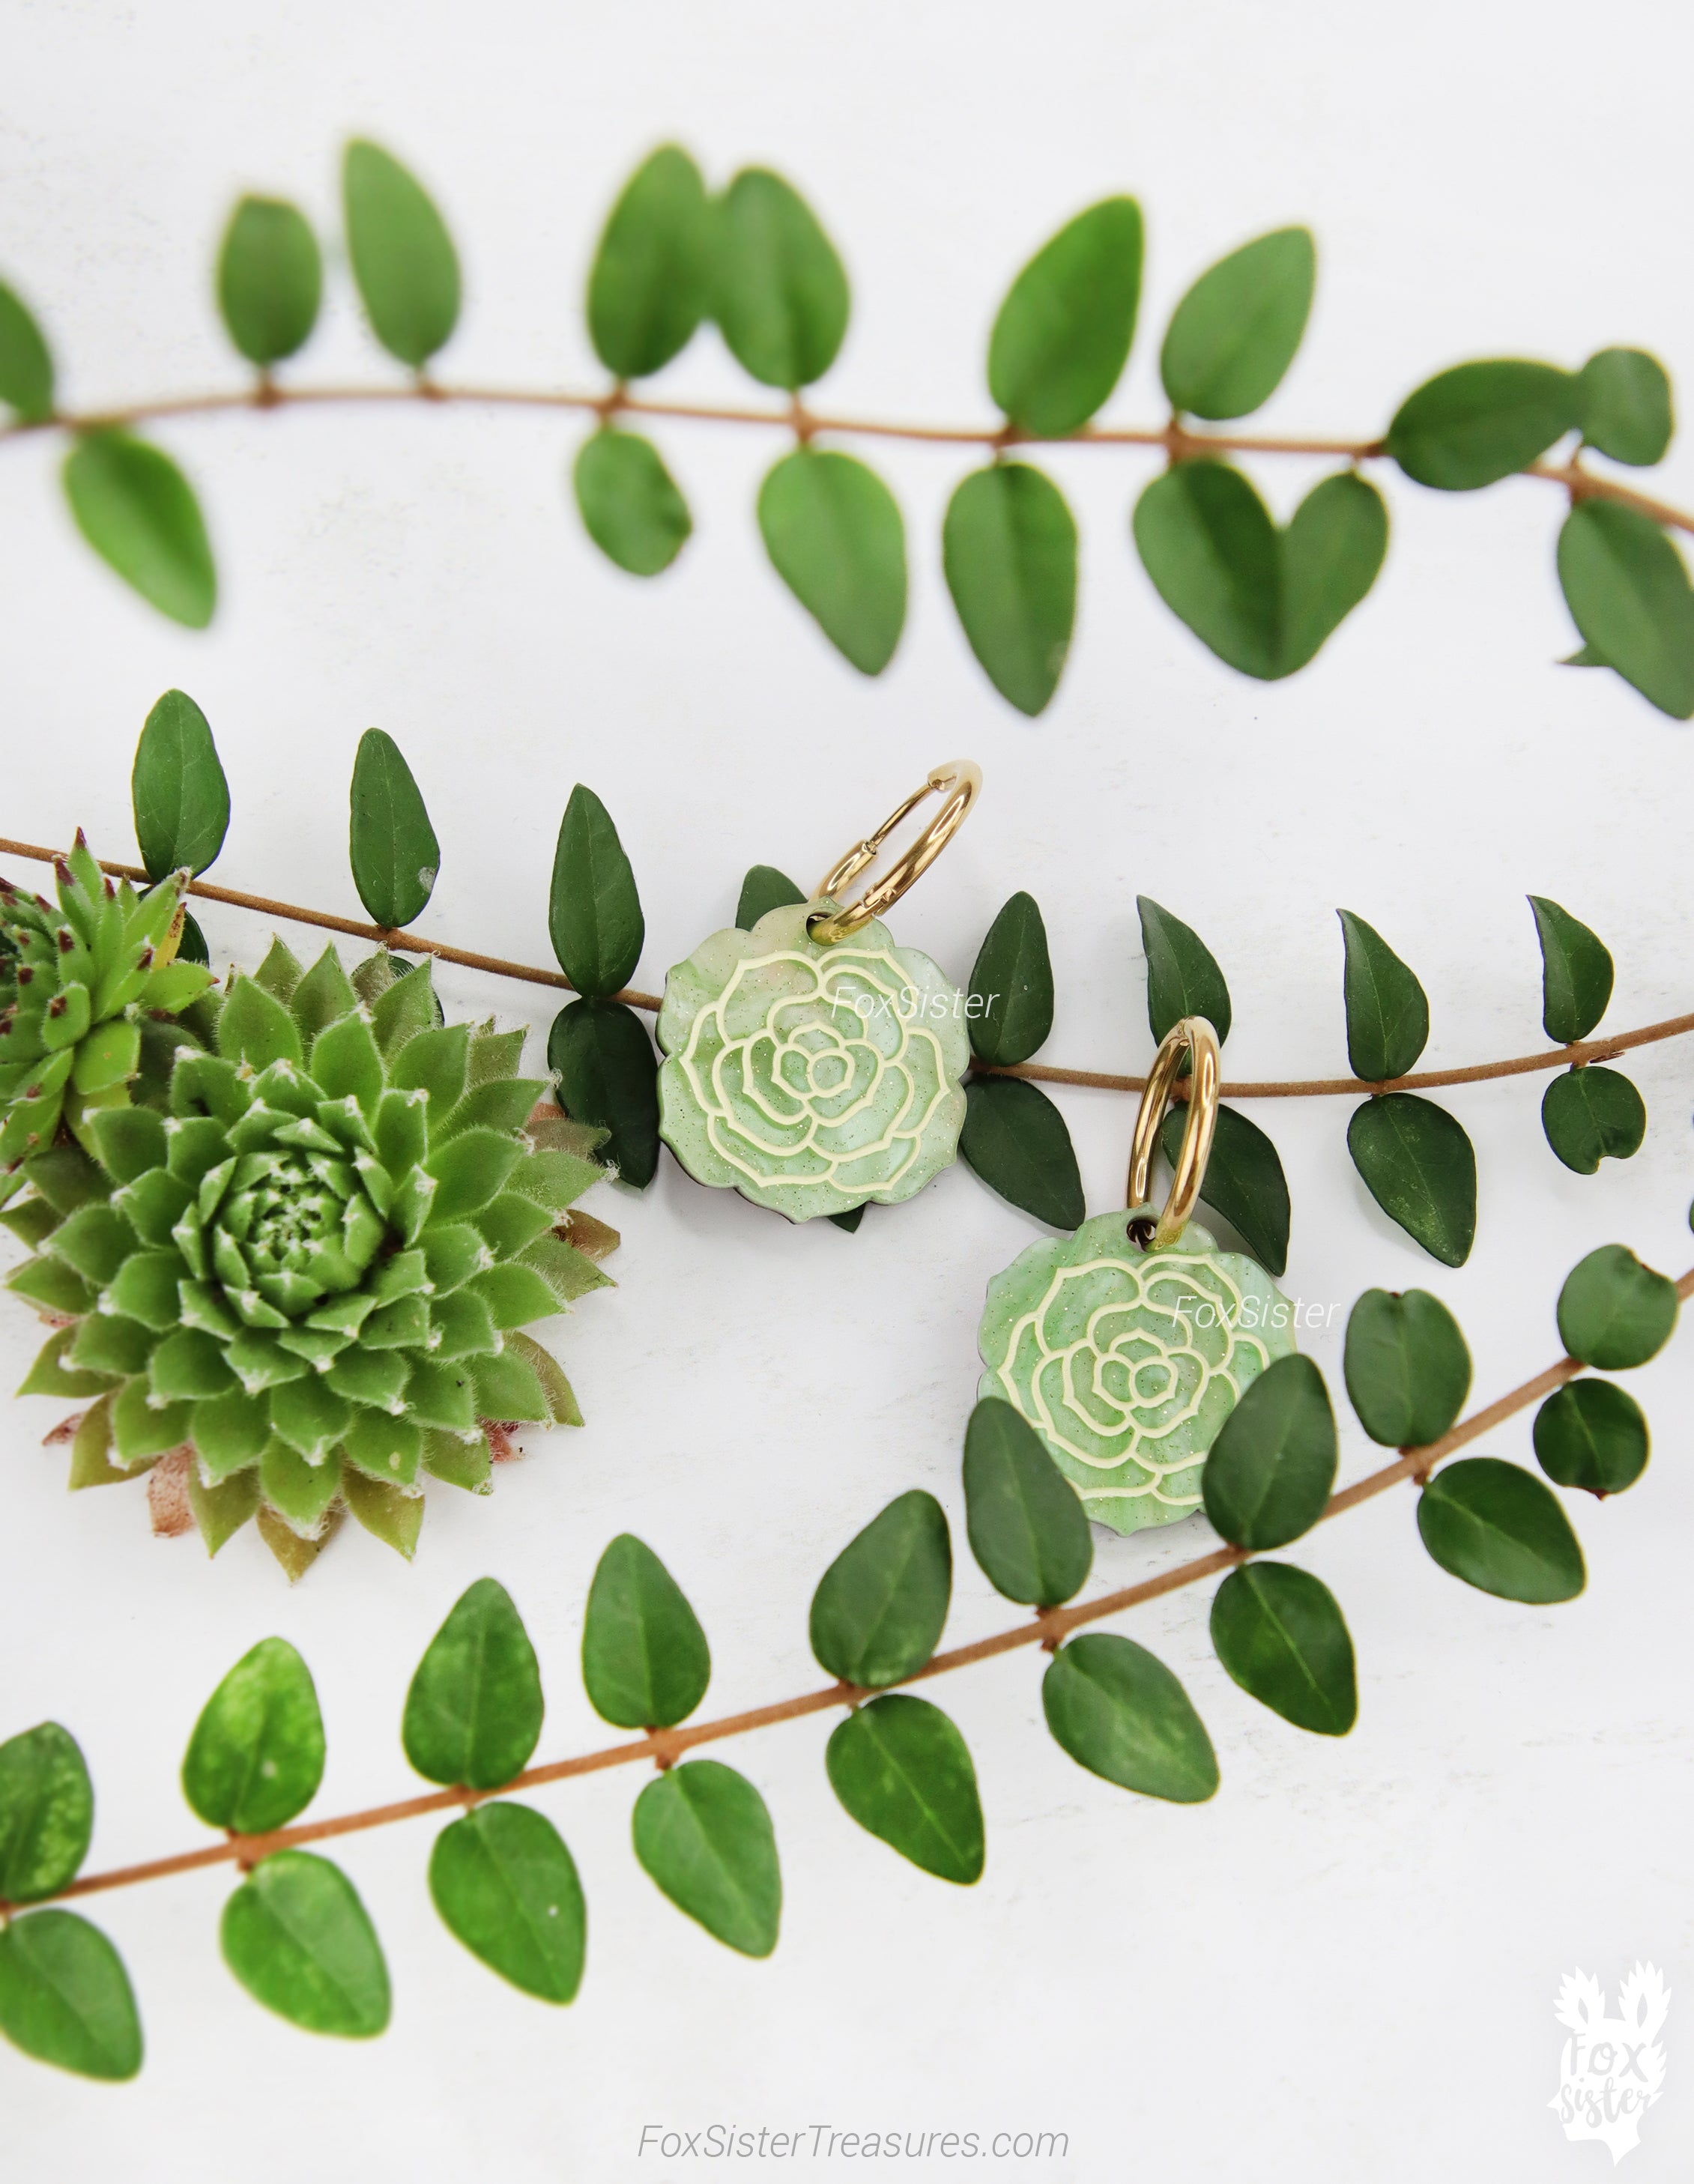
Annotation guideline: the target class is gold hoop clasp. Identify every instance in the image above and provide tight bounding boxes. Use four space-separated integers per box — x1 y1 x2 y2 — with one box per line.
1125 1017 1221 1248
808 760 981 946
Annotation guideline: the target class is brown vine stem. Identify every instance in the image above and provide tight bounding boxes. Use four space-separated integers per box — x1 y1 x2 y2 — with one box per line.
34 1265 1694 1911
1 836 1690 1101
0 382 1689 536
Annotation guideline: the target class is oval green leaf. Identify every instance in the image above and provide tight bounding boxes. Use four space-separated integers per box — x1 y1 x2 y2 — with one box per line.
967 891 1055 1068
1210 1562 1356 1735
1201 1352 1337 1550
428 1800 586 2002
987 198 1143 438
941 463 1077 716
826 1694 984 1883
217 196 322 367
961 1395 1092 1607
402 1576 543 1791
1534 1379 1648 1496
1343 1287 1471 1448
1578 348 1672 468
181 1637 324 1836
220 1849 390 2036
582 1534 711 1729
0 279 55 421
1386 359 1580 490
757 447 906 675
632 1759 780 1955
1161 226 1316 421
711 169 848 390
959 1074 1084 1231
547 998 659 1188
1528 895 1614 1043
587 145 710 379
1337 909 1428 1080
0 1723 93 1903
1139 895 1232 1048
342 139 460 369
349 727 439 929
0 1911 142 2080
132 687 230 881
735 865 805 930
548 783 644 996
63 431 216 627
1042 1634 1217 1802
1158 1101 1291 1277
572 428 691 576
1542 1066 1645 1174
809 1489 951 1690
1416 1456 1585 1603
1556 1244 1678 1369
1347 1093 1477 1267
1556 500 1694 720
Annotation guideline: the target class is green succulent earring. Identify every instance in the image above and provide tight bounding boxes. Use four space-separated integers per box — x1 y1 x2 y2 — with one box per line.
978 1017 1295 1537
656 762 981 1223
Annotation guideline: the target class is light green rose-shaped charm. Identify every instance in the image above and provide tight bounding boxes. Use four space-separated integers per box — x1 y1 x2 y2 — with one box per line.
977 1208 1296 1536
657 900 969 1221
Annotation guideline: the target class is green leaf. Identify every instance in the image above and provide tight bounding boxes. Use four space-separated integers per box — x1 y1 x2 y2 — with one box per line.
757 448 906 675
573 429 691 576
132 688 229 880
1342 1287 1471 1447
0 1911 142 2080
1578 348 1672 468
0 279 54 421
1138 895 1232 1047
1041 1635 1217 1802
1386 360 1579 489
1534 1379 1648 1496
967 892 1054 1068
1542 1065 1645 1173
217 972 303 1071
1528 895 1614 1043
220 1850 390 2036
181 1638 324 1835
632 1760 780 1956
581 1534 711 1729
959 1074 1083 1230
548 784 644 996
402 1577 544 1791
1159 1102 1290 1277
429 1801 586 2002
0 1724 93 1902
1556 500 1694 720
961 1397 1092 1606
987 198 1143 438
711 168 847 390
809 1489 952 1689
1133 463 1385 678
1556 1244 1678 1369
735 865 805 930
1337 909 1428 1080
548 999 659 1188
1417 1457 1585 1603
942 464 1077 716
216 196 322 367
348 728 439 929
1347 1093 1477 1266
342 139 459 369
826 1695 984 1884
63 432 216 627
828 1206 865 1234
1161 227 1316 420
1201 1352 1337 1549
1209 1562 1356 1735
587 145 710 378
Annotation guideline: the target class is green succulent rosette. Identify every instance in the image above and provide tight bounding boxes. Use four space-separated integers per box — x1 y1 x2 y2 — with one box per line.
656 900 969 1221
0 835 212 1196
977 1209 1296 1537
4 937 617 1577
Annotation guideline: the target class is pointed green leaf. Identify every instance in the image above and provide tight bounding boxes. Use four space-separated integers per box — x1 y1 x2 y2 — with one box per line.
429 1801 586 2003
217 972 303 1069
0 1911 142 2080
1528 895 1614 1044
1343 1287 1471 1447
1202 1352 1336 1549
1347 1093 1477 1266
548 784 644 996
959 1074 1083 1230
132 689 229 880
735 865 805 930
632 1760 781 1956
0 279 54 421
221 1849 390 2036
988 198 1143 438
348 728 438 929
1417 1457 1585 1603
573 428 691 576
1556 500 1694 720
1210 1562 1356 1735
1578 348 1672 468
582 1534 711 1729
711 169 847 390
809 1489 951 1690
1138 895 1232 1048
1041 1635 1217 1802
1161 227 1316 420
403 1577 543 1791
967 892 1054 1068
63 432 215 627
587 145 710 378
1556 1244 1678 1369
342 139 459 368
18 1326 112 1400
1158 1101 1290 1277
1534 1379 1648 1495
1386 360 1580 489
1337 910 1428 1080
942 463 1076 716
1542 1065 1645 1173
826 1694 984 1883
339 1467 423 1558
0 1723 93 1902
181 1638 324 1835
547 998 659 1188
217 196 322 367
757 447 906 675
962 1397 1091 1606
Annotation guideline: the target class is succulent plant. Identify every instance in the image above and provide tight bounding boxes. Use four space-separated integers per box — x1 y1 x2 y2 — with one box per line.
4 937 617 1577
0 835 212 1194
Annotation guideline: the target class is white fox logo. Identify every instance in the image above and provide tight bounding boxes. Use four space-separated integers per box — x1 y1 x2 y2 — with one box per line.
1550 1964 1669 2164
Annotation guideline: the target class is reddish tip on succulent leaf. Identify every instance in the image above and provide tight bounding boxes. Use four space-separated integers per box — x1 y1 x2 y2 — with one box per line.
56 928 73 952
72 828 88 850
53 860 71 889
16 967 32 985
46 995 65 1017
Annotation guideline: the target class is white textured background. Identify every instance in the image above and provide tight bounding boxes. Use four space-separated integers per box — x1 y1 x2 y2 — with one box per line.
2 2 1692 2177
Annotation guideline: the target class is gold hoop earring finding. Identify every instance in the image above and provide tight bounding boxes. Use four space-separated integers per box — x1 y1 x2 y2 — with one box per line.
1125 1017 1220 1247
808 759 981 946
